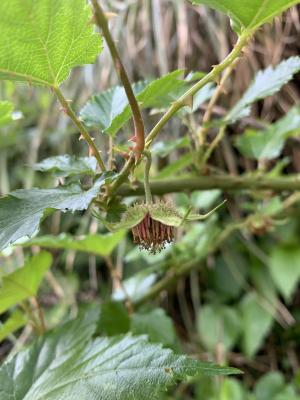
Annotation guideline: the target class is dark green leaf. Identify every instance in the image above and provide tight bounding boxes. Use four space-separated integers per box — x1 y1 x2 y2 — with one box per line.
0 252 52 314
98 301 130 336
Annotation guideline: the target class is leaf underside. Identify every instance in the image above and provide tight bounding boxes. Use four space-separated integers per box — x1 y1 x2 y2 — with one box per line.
0 180 102 251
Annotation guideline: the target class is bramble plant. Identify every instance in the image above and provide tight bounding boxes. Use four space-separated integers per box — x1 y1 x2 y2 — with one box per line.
1 0 300 399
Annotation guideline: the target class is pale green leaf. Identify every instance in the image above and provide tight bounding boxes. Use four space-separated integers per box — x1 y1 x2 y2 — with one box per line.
21 231 125 257
269 245 300 301
0 0 102 87
0 252 52 314
80 71 186 135
190 0 300 33
0 315 239 400
113 271 157 302
197 304 241 351
155 153 194 179
98 301 130 336
0 179 103 251
33 155 97 177
235 107 300 159
0 101 13 127
239 292 274 358
227 57 300 122
131 308 176 348
0 310 28 342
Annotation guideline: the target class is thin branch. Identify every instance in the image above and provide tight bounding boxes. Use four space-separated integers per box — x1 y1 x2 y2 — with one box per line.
198 62 236 146
92 0 145 162
116 174 300 196
54 87 106 171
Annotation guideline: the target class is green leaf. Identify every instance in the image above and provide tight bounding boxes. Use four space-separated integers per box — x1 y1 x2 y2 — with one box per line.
235 107 300 159
98 301 130 336
227 57 300 122
151 137 190 158
197 304 241 351
155 152 194 179
0 316 239 400
0 251 52 314
0 0 102 87
0 310 27 342
80 71 186 135
80 80 148 133
0 180 103 251
239 292 273 358
33 155 97 177
0 101 13 127
269 245 300 302
22 231 125 257
131 308 177 348
190 0 300 33
254 372 284 400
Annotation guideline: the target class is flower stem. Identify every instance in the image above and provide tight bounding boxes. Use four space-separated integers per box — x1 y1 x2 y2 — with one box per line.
53 86 106 172
92 0 145 162
143 150 153 205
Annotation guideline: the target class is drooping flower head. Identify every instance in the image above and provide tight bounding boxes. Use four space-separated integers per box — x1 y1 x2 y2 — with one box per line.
95 200 226 254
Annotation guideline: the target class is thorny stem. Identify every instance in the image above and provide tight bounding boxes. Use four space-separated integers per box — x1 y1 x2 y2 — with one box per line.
109 30 253 197
54 87 106 172
145 30 253 147
92 0 145 162
143 150 153 204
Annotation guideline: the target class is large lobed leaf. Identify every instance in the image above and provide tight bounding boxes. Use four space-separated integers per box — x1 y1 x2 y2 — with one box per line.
80 71 187 135
0 179 104 251
227 57 300 122
0 0 102 87
190 0 300 33
0 251 52 314
0 310 239 400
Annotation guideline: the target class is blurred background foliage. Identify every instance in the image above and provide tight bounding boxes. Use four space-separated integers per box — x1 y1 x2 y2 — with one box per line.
1 1 300 399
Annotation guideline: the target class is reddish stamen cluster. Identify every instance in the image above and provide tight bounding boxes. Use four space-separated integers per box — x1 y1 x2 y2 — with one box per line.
132 213 174 254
